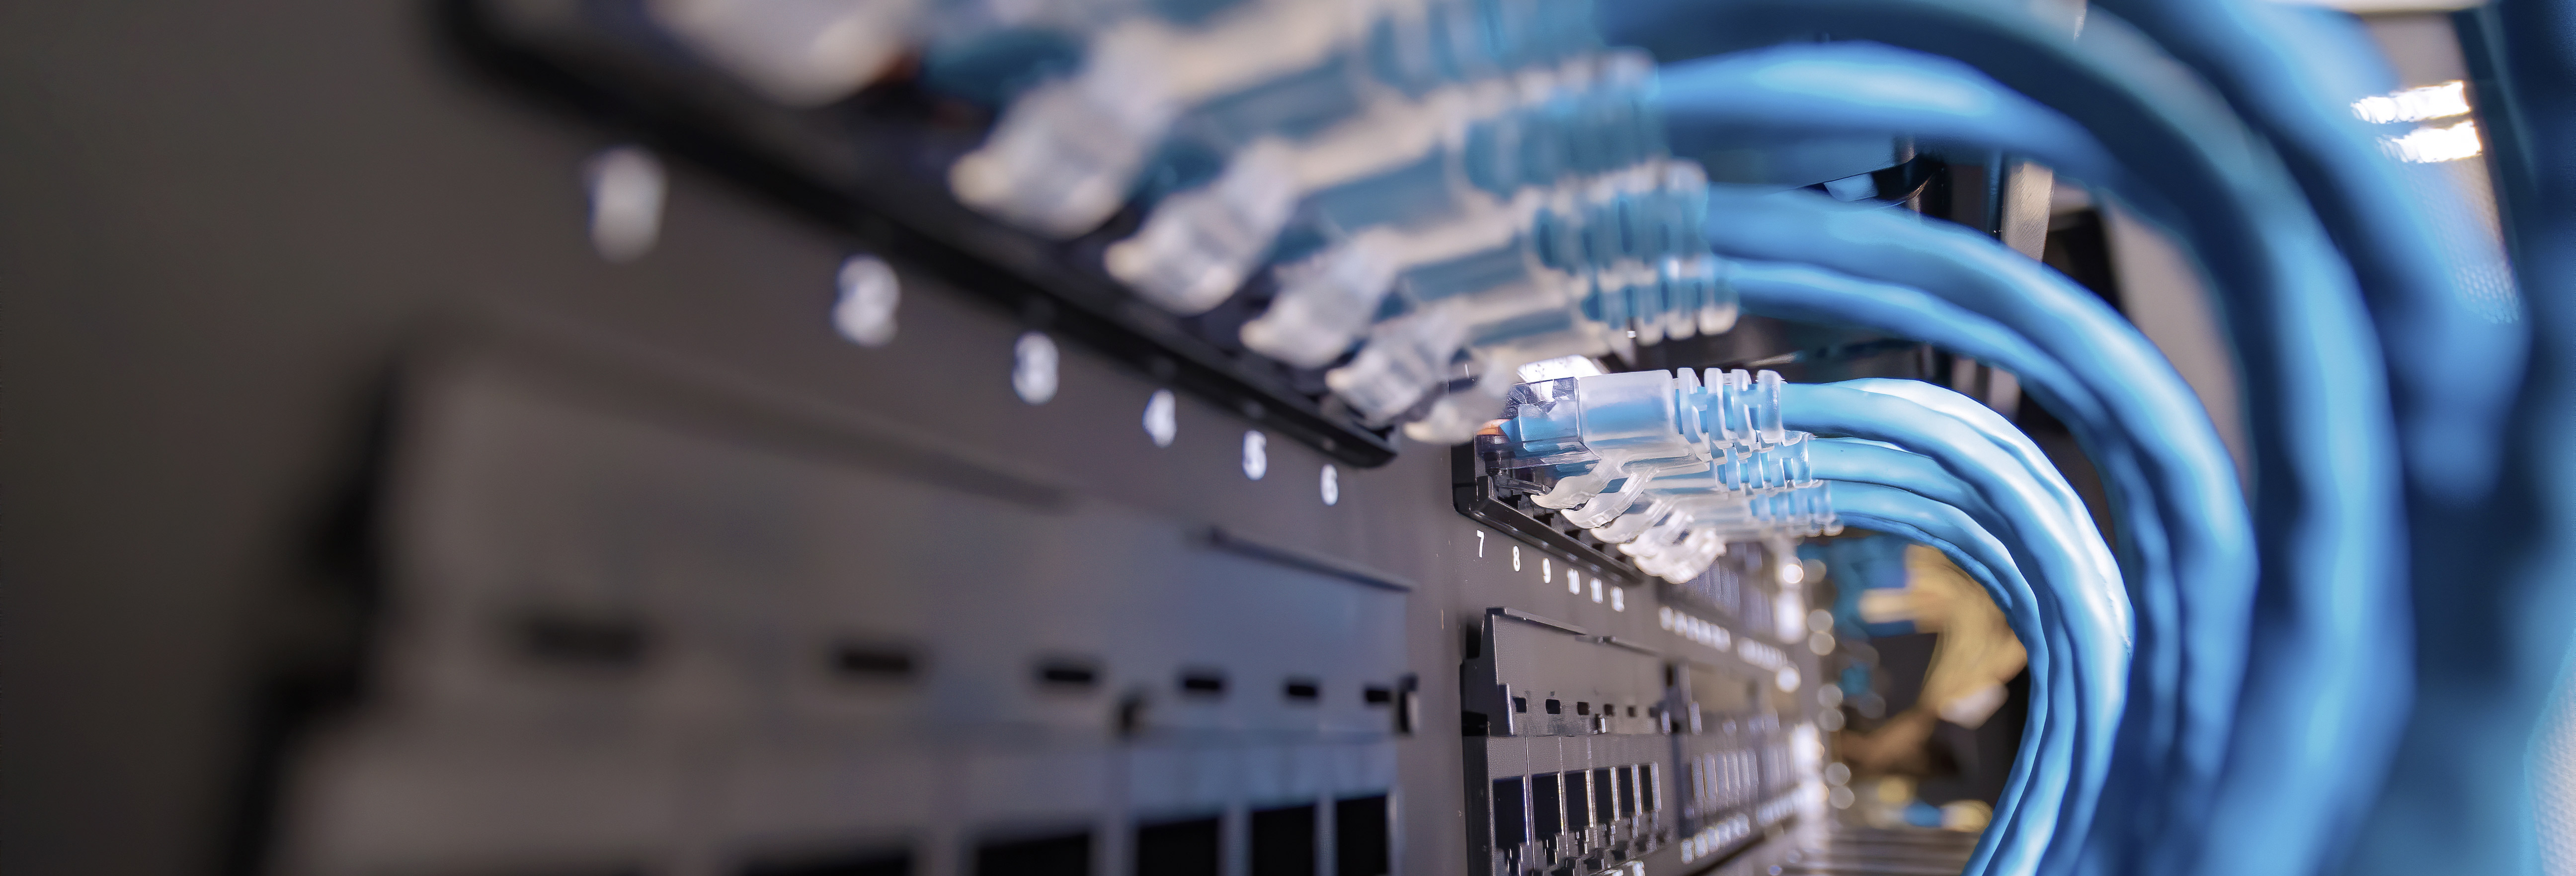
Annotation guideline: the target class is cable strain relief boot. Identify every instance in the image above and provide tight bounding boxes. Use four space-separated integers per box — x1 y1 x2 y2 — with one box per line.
1751 369 1787 446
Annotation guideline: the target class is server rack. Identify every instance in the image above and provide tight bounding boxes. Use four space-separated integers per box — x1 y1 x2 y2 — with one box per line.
0 2 2027 875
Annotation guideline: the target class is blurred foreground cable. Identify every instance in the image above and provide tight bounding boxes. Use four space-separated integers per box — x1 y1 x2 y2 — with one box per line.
2342 2 2576 874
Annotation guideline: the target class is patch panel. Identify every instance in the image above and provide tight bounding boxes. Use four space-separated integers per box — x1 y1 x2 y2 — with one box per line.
1480 760 1667 876
439 0 1410 467
1670 663 1768 866
264 326 1411 876
1460 598 1816 876
1460 608 1671 876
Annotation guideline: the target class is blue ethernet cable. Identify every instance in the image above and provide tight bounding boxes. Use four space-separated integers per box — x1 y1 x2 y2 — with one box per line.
1783 382 2129 871
1806 442 2041 871
1615 2 2410 867
1812 439 1995 526
1721 259 2143 570
1722 258 2154 583
1725 260 2101 441
1654 43 2254 769
1835 378 2120 628
1649 47 2258 788
1653 24 2497 874
2089 0 2524 506
1726 260 2201 828
1692 26 2395 874
1710 181 2370 871
2087 3 2537 875
1703 188 2262 871
1653 48 2353 828
1796 385 2126 872
1656 42 2136 209
1828 380 2154 874
1653 46 2227 703
1823 479 2061 876
1791 398 2118 876
1659 39 2329 871
2340 3 2576 874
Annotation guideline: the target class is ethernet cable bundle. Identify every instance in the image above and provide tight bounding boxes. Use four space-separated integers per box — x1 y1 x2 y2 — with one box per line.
1592 3 2537 876
638 0 2574 875
1479 367 1835 586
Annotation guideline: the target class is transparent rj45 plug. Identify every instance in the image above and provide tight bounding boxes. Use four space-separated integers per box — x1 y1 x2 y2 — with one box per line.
1243 63 1680 364
951 0 1363 236
1402 378 1517 445
1580 435 1821 564
1242 233 1408 366
1556 456 1712 527
1483 368 1746 472
1324 308 1470 422
1470 369 1711 512
1475 368 1804 533
1105 139 1304 313
1324 264 1593 435
1591 495 1675 543
1404 303 1628 443
1614 484 1836 583
1242 198 1522 365
1328 280 1610 441
949 38 1182 236
1117 94 1461 316
1470 367 1831 582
